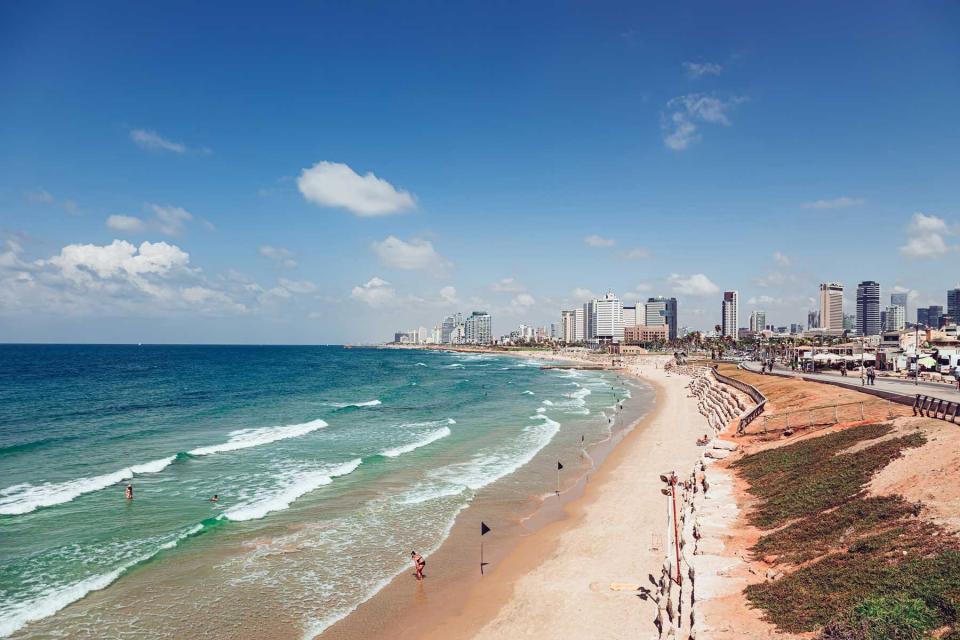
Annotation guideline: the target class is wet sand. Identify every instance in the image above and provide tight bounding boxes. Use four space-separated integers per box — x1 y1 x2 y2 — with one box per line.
324 356 707 640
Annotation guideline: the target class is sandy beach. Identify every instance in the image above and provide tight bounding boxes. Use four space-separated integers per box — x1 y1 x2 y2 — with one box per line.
325 353 712 640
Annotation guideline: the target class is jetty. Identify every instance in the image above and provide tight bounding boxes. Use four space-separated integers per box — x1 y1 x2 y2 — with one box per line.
539 364 606 370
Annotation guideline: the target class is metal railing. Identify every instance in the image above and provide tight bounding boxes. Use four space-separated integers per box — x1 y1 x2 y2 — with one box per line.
750 398 909 435
913 394 960 423
712 365 768 434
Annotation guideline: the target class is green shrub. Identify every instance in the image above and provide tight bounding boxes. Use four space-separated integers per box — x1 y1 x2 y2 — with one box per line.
820 595 936 640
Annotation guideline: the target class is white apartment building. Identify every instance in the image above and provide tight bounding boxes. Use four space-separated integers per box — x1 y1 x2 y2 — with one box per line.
885 304 906 331
574 308 585 341
749 310 766 333
561 310 576 343
594 292 624 343
464 311 492 344
819 282 844 332
721 291 739 339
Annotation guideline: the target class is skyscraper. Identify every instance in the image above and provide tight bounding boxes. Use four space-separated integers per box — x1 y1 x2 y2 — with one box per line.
594 292 624 343
561 310 576 343
948 288 960 323
440 313 462 344
856 281 881 336
622 305 637 327
721 291 738 339
463 311 492 344
645 296 678 341
749 310 767 333
917 307 929 328
582 300 596 341
928 305 944 329
807 310 820 330
891 292 908 308
819 283 844 332
574 308 585 341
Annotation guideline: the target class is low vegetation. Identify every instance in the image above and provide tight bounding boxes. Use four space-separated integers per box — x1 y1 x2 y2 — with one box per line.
732 423 960 637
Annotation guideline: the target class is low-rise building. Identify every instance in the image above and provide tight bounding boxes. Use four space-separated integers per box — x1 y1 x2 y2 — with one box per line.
623 324 668 344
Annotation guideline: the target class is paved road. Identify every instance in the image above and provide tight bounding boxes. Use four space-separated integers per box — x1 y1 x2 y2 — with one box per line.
741 361 960 403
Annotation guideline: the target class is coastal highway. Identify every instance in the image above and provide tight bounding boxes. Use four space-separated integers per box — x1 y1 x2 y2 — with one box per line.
740 361 960 403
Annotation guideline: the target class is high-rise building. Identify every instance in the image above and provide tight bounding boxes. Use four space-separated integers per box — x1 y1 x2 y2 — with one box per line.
948 289 960 323
749 310 767 333
582 301 596 341
463 311 492 344
574 308 585 341
594 292 624 343
645 297 678 341
561 310 576 343
917 307 929 328
928 305 944 329
721 291 739 339
440 313 462 344
891 292 908 308
819 283 844 331
856 281 881 336
807 310 820 330
623 305 637 327
885 305 906 331
790 323 804 335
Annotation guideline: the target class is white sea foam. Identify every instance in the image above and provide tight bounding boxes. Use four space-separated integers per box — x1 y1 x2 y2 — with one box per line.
444 363 464 369
0 523 203 637
415 362 427 367
522 390 534 395
326 399 382 409
0 455 177 516
188 419 327 457
224 459 362 522
380 427 451 458
542 399 554 406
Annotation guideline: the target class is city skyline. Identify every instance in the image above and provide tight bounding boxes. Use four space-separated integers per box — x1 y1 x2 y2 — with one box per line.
2 2 960 343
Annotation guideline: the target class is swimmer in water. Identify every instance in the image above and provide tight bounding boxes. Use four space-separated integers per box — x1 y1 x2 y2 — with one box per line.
210 494 219 503
125 484 133 500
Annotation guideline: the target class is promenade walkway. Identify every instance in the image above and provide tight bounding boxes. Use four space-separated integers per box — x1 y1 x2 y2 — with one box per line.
742 361 960 403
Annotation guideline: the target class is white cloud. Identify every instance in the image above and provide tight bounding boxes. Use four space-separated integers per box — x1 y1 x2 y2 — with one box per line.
899 212 957 259
148 204 193 236
44 240 190 290
584 234 616 248
754 271 788 288
258 245 298 269
747 295 782 305
619 247 652 260
277 278 318 294
802 196 865 210
513 293 536 307
440 285 458 305
491 277 525 293
298 161 416 216
351 277 397 307
572 287 598 301
662 94 745 151
772 251 791 266
370 236 450 271
106 215 147 233
667 273 720 296
130 129 187 153
682 62 723 78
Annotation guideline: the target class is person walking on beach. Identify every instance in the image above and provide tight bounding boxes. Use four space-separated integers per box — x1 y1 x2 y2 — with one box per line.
125 484 133 500
411 551 426 581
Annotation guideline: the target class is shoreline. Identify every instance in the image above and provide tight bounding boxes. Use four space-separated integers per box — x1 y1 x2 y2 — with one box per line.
322 353 707 640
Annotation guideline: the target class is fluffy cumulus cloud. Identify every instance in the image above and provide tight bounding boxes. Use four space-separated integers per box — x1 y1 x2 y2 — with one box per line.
899 212 957 258
351 277 397 307
129 129 187 153
802 196 865 210
439 285 458 305
682 61 723 77
583 234 615 247
258 245 298 269
512 293 536 307
662 94 745 150
298 161 416 216
667 273 720 296
571 287 599 301
370 236 451 271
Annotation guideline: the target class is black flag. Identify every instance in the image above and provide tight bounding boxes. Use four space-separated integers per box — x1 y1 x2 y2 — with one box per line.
557 461 564 470
481 522 491 536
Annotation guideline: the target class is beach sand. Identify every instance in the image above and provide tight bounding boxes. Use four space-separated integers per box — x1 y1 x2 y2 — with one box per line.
327 355 709 640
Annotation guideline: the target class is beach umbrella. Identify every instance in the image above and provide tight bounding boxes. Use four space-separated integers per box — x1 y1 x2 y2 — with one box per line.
918 356 937 368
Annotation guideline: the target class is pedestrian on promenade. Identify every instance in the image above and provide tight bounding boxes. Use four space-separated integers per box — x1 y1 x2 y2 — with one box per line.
860 366 866 386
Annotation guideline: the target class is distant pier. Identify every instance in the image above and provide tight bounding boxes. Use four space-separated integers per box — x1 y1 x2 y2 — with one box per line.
540 364 606 370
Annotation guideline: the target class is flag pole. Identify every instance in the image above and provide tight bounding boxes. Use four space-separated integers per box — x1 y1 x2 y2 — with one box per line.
480 540 484 575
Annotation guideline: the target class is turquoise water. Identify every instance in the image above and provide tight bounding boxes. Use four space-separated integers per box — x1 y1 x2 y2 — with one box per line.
0 345 646 638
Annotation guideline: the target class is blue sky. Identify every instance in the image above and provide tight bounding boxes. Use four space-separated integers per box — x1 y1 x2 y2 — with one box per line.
2 1 959 343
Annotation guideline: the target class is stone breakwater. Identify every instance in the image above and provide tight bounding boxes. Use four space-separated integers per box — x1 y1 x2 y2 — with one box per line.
643 363 761 639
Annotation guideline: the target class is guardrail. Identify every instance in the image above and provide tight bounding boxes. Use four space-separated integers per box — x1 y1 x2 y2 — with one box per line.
714 365 768 434
913 394 960 423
